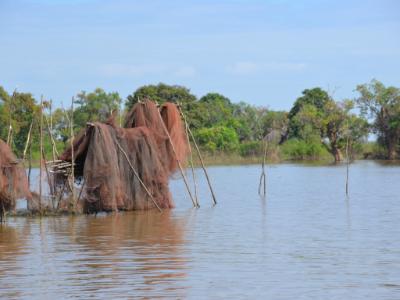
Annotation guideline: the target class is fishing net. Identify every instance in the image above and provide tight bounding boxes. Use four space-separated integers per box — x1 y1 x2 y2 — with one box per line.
57 122 173 213
0 139 31 215
160 102 189 174
56 100 188 213
124 100 188 174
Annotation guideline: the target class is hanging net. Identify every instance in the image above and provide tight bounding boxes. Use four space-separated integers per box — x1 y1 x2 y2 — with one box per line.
0 139 31 215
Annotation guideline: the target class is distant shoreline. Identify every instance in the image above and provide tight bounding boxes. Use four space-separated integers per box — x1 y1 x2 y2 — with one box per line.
24 154 399 169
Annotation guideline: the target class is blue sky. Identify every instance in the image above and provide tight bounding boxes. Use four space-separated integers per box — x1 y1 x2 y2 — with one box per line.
0 0 399 110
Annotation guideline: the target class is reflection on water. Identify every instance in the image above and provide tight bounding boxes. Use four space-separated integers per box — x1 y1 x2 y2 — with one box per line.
1 161 400 299
0 212 190 299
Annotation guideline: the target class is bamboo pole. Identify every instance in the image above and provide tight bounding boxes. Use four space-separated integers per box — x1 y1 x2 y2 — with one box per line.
39 96 43 213
49 100 57 161
6 89 16 146
41 147 55 209
258 140 267 196
70 97 76 211
44 114 59 158
23 120 34 161
184 117 199 205
157 105 198 208
345 135 350 196
28 138 32 186
178 106 217 206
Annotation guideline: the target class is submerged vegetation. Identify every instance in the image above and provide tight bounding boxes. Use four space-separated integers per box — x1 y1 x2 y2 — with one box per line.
1 79 400 163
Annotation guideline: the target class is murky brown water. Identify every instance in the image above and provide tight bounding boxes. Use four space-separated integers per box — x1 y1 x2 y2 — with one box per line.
1 161 400 299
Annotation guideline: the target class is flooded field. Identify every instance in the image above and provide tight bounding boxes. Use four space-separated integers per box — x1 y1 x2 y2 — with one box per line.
1 161 399 299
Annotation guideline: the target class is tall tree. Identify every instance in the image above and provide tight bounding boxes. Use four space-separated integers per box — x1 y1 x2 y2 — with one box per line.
126 83 198 127
288 87 331 139
0 87 39 155
356 80 400 159
126 83 197 108
74 88 121 129
197 93 234 128
232 102 267 141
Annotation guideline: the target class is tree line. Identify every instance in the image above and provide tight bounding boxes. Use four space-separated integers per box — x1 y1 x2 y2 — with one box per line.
0 79 399 162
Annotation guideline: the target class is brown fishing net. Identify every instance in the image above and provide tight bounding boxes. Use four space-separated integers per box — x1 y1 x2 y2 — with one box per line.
57 100 188 213
160 102 189 174
0 139 32 215
124 100 188 174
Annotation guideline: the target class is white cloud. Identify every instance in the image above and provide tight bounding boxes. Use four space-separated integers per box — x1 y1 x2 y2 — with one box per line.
228 61 307 75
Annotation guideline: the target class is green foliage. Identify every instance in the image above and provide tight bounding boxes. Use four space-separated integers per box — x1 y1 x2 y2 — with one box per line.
126 83 199 128
74 88 121 129
1 79 399 163
239 141 263 156
232 102 267 141
356 79 400 159
281 138 331 160
288 87 331 138
195 126 239 152
261 110 288 141
197 93 234 127
0 88 39 156
126 83 196 108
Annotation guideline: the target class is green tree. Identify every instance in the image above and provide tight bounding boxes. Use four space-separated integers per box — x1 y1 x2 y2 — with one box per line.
74 88 121 129
126 83 196 108
51 108 71 143
196 93 234 128
356 80 400 159
232 102 267 141
288 88 331 139
126 83 199 127
0 87 39 155
261 110 289 144
195 126 239 152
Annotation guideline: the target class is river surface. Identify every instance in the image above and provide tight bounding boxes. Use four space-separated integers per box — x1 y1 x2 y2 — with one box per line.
1 161 399 299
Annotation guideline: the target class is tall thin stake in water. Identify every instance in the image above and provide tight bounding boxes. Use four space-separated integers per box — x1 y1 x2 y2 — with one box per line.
178 106 217 206
258 140 267 196
49 100 57 161
7 89 16 146
183 112 199 205
345 134 350 196
70 97 76 210
39 96 44 213
157 107 199 208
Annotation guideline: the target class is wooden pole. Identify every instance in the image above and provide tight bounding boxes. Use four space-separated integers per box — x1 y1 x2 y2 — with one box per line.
345 135 350 196
185 119 199 205
23 120 34 161
6 89 16 146
39 95 43 213
28 138 32 186
49 100 57 161
157 106 199 208
41 147 55 209
178 107 217 206
44 114 59 158
258 140 267 196
70 97 76 211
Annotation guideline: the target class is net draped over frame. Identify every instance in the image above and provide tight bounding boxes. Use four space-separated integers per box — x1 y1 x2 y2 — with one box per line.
58 101 189 213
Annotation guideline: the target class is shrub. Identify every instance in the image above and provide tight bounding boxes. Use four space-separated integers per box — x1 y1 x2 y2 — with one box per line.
281 139 330 160
195 126 239 152
239 141 263 156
